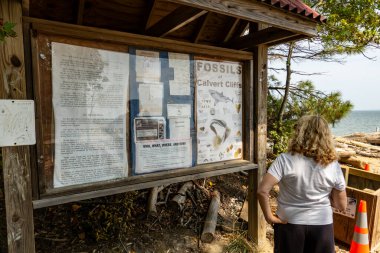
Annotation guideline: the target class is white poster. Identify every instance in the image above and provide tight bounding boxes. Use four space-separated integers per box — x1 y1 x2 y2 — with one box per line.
52 42 129 187
135 139 192 174
138 83 163 116
168 52 191 95
0 100 36 147
136 50 161 83
196 60 243 164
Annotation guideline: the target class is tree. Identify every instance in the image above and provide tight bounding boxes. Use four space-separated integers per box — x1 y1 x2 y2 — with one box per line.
267 0 380 152
267 77 353 155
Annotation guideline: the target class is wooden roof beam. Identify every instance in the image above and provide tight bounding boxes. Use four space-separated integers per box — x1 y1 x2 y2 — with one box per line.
146 6 208 37
76 0 85 25
223 18 241 43
267 34 308 47
144 0 157 31
193 12 211 43
228 27 296 50
165 0 317 36
223 20 249 44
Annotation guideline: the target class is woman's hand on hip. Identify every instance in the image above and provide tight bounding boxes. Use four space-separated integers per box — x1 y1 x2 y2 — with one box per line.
265 214 287 226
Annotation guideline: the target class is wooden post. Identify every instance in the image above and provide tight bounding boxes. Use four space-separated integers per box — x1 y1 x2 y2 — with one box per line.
248 44 268 244
0 0 36 252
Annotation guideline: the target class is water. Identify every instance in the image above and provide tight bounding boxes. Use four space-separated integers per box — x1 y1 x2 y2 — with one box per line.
331 111 380 136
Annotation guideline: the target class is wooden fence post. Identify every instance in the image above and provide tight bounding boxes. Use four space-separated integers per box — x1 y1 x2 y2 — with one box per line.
0 0 36 252
248 44 268 245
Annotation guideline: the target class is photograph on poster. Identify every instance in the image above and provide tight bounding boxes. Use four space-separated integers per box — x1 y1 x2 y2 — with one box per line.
168 52 191 96
135 50 161 83
134 117 166 141
52 42 129 187
196 60 243 164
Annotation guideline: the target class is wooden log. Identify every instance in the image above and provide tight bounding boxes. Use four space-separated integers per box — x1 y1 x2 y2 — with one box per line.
168 181 194 212
335 137 380 152
201 190 221 243
339 156 367 170
147 185 166 217
0 1 36 252
366 137 380 145
356 150 380 158
336 148 356 158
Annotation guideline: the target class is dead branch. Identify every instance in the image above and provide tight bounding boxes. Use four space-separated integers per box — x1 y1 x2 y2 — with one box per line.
201 190 221 243
168 181 194 212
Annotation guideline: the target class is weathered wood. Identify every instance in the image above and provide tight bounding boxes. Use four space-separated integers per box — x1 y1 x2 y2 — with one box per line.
147 185 167 217
341 165 380 183
168 181 194 211
267 34 307 47
146 6 207 37
76 0 85 25
33 161 257 208
336 148 356 158
340 156 368 170
201 190 221 243
193 12 211 43
248 37 268 244
25 17 253 60
0 1 36 252
228 27 295 50
333 186 380 250
165 0 318 36
243 60 253 161
335 137 380 152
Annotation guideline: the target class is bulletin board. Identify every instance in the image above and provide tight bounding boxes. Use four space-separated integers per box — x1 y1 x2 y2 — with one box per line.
31 27 256 206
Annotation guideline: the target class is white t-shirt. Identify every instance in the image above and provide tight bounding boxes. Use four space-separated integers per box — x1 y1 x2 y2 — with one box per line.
268 152 346 225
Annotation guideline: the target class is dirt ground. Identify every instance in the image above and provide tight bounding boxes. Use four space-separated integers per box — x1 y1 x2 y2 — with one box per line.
0 171 356 253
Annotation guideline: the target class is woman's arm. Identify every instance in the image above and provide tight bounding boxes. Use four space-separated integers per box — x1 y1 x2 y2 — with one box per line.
257 173 286 225
330 188 347 211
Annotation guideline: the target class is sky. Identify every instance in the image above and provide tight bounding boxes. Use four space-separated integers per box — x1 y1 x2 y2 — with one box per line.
269 48 380 111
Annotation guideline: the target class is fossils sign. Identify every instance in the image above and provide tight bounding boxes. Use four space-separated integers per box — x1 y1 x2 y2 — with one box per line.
195 60 243 164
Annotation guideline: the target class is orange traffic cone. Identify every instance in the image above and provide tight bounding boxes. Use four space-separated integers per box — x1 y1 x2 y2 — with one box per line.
350 200 370 253
364 164 370 171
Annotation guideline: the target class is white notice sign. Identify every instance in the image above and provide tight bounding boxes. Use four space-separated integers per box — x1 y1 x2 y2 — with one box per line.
0 100 36 147
52 42 129 187
135 139 192 174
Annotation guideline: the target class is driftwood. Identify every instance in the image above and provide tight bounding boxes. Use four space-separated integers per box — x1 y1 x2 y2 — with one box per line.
335 137 380 152
356 150 380 158
336 148 356 158
339 156 367 170
168 181 194 212
147 185 167 217
201 190 221 243
366 137 380 145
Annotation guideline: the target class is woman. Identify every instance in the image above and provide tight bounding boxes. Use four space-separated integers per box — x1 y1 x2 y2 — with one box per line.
257 115 347 253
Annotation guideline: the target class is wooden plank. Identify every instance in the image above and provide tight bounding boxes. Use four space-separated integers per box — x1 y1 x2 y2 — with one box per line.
193 12 211 43
267 34 307 47
243 60 253 161
33 162 257 208
229 27 296 50
146 6 207 37
248 34 268 244
42 159 254 197
76 0 85 25
341 165 380 183
165 0 318 36
25 17 253 61
0 1 36 252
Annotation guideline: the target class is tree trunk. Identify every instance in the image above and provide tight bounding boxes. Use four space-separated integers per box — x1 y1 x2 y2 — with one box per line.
277 42 294 122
